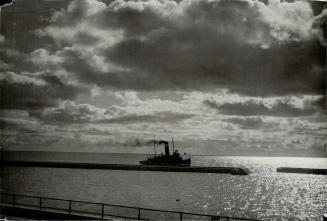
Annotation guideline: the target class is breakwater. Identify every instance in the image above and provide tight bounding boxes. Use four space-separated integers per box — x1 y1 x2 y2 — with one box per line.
1 160 250 175
277 167 327 175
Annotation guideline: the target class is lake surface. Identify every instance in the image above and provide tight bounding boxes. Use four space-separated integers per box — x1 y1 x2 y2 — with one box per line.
1 152 327 220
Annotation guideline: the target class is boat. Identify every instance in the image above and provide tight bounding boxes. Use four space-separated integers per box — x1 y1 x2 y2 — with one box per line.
140 139 191 166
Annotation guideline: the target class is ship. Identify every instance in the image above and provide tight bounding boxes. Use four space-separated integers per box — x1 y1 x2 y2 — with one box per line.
140 138 191 166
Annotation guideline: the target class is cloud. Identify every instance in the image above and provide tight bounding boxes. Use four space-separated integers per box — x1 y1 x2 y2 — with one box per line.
222 117 265 130
1 90 326 154
0 25 88 112
36 0 121 48
0 60 13 71
0 118 37 135
0 0 13 8
203 98 320 117
39 100 104 124
0 72 46 86
35 0 326 96
0 110 42 148
29 48 64 69
310 96 326 111
0 44 28 72
0 72 87 110
97 112 194 124
38 98 195 124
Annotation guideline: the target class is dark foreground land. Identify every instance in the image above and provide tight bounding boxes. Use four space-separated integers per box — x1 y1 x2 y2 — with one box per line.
1 160 250 175
0 206 98 220
0 192 261 221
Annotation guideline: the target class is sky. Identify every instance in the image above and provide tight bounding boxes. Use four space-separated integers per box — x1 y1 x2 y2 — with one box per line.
0 0 326 156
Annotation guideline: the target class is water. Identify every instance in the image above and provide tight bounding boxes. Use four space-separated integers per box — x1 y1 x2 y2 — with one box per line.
1 152 327 220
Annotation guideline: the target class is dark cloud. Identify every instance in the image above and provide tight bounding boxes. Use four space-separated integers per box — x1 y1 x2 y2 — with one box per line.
0 0 13 8
36 99 194 124
0 73 87 111
203 99 318 117
0 44 29 72
222 117 265 130
0 0 88 112
311 96 326 111
0 0 69 52
56 48 149 90
38 0 326 96
37 101 101 124
106 30 325 95
97 112 194 124
0 118 36 134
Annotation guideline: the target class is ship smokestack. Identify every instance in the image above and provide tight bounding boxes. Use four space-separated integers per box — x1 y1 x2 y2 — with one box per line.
159 140 170 156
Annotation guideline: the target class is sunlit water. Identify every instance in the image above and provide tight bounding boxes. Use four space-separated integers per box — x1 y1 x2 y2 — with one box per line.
1 152 327 220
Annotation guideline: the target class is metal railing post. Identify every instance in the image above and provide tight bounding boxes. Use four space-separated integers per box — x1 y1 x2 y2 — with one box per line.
13 194 16 207
210 216 220 221
138 208 141 220
39 197 42 210
101 203 104 219
179 212 183 221
69 200 72 214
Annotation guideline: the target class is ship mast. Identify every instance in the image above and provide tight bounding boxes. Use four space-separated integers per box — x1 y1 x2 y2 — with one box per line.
153 139 156 156
172 137 175 153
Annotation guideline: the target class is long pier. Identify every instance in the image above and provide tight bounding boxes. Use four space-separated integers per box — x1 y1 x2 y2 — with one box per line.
277 167 327 175
1 160 250 175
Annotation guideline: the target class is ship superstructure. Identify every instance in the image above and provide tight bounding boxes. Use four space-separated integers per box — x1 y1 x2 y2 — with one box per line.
140 139 191 166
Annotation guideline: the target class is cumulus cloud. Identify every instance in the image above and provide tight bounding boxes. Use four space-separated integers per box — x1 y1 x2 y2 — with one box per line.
30 48 64 69
38 98 195 124
0 18 88 112
97 112 194 124
0 60 13 71
222 117 265 130
2 90 326 154
35 0 326 96
203 97 321 117
0 44 28 72
0 72 46 86
0 72 87 110
37 0 122 48
39 100 104 123
0 117 38 135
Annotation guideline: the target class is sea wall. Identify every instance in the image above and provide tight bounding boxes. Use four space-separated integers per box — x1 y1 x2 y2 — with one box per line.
277 167 327 175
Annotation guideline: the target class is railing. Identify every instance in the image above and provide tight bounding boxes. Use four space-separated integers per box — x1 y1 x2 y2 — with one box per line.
0 192 260 221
